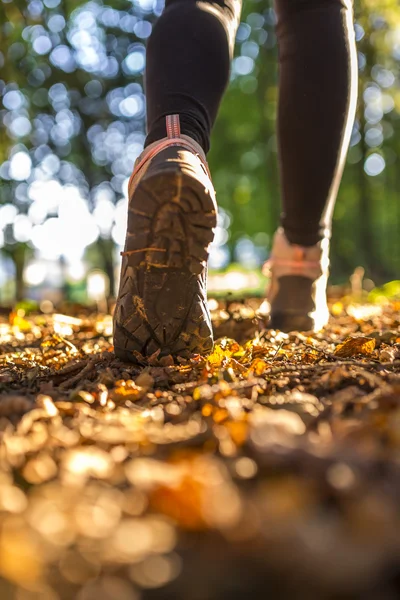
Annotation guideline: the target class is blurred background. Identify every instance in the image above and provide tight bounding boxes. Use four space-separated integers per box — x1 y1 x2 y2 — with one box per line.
0 0 399 306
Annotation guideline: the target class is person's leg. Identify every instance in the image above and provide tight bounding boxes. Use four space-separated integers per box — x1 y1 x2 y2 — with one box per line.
276 0 357 246
145 0 242 153
114 0 242 361
267 0 357 331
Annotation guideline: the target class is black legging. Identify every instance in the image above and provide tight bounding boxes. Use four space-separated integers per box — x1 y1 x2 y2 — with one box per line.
145 0 357 247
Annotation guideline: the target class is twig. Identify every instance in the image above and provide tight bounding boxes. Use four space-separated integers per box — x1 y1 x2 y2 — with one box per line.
40 360 87 381
273 342 284 358
58 355 107 390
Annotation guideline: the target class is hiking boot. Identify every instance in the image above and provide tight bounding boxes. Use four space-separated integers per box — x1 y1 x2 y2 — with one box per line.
113 115 217 362
262 228 330 332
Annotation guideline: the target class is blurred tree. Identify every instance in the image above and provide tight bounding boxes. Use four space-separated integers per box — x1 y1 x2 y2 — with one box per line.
0 0 157 299
338 0 400 279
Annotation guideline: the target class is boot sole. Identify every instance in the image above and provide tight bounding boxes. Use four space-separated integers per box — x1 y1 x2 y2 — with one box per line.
113 166 217 362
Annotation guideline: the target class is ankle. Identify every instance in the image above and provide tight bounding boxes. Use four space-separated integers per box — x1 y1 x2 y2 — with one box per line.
146 113 209 154
266 228 330 281
281 226 330 248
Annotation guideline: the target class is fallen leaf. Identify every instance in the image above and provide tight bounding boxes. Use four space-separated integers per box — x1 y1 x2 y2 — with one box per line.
334 336 376 358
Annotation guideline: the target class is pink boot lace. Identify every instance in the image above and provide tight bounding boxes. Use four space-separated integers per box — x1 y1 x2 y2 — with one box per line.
128 114 212 197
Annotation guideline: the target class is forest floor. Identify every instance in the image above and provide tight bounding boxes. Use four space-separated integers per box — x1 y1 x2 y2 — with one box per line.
0 297 399 600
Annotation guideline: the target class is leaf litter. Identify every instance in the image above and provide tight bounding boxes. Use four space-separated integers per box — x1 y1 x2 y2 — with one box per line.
0 299 399 599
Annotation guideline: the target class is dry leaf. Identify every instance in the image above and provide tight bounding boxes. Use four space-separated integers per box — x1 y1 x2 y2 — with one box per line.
379 346 399 363
207 345 227 368
334 336 376 358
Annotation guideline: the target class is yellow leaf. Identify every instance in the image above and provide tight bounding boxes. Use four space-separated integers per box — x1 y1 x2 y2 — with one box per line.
247 358 267 376
11 314 31 332
207 345 226 368
221 339 241 354
334 336 376 358
331 301 344 316
193 387 202 401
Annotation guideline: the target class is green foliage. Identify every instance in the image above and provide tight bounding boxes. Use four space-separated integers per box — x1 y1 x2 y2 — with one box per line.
369 279 400 302
212 0 400 281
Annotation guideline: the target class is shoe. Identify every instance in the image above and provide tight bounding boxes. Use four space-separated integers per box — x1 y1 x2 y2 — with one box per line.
262 228 330 332
113 115 217 362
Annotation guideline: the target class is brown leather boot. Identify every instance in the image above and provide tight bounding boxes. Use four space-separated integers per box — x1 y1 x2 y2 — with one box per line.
263 228 330 332
113 115 217 362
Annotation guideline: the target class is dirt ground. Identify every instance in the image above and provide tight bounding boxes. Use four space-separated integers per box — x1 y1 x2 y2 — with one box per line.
0 297 399 600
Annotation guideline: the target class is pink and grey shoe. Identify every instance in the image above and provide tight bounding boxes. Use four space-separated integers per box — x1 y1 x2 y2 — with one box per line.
262 228 330 332
113 115 217 362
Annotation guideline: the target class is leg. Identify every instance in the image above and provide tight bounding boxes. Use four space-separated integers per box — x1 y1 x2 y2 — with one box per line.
276 0 357 246
114 1 241 361
267 0 357 331
145 0 242 153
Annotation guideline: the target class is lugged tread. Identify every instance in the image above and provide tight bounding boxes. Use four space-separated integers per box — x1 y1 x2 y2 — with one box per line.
113 147 216 363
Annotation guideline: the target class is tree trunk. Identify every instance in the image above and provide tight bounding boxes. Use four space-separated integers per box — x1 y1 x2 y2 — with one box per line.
13 245 26 303
97 237 116 299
